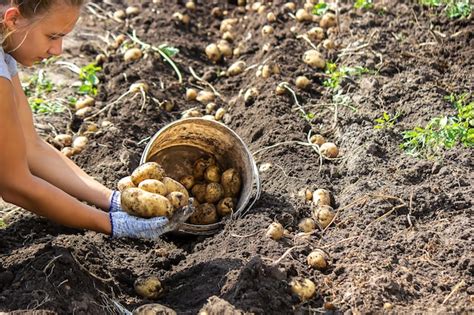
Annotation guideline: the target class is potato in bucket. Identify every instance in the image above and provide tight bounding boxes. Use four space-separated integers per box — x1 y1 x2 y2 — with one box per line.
139 118 261 235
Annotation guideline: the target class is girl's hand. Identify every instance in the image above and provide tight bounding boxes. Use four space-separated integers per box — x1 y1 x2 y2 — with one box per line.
109 197 195 239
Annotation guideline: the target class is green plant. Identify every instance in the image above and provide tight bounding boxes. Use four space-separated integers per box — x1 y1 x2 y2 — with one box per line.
22 70 65 114
374 112 401 129
312 1 329 16
354 0 373 9
57 61 102 96
324 62 371 90
401 93 474 158
420 0 472 18
128 31 183 83
0 218 6 229
78 63 102 96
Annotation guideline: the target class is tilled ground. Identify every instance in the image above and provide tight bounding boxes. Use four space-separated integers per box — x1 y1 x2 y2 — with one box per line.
1 1 473 314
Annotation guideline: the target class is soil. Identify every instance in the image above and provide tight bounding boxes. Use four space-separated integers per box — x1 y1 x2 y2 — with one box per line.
1 0 473 314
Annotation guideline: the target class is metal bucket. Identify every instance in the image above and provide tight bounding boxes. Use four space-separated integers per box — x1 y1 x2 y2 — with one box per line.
140 118 261 235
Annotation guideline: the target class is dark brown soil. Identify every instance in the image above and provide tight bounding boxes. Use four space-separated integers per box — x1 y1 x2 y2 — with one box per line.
1 0 473 314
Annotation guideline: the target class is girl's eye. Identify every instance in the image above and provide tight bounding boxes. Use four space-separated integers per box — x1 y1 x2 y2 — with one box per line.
48 35 60 40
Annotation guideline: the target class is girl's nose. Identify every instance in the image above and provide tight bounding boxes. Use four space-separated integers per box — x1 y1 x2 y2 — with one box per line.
48 38 63 56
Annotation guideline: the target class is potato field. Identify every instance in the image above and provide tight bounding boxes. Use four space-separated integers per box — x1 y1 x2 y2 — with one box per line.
0 0 473 314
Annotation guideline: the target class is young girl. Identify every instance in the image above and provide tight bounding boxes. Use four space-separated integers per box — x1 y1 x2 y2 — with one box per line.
0 0 192 239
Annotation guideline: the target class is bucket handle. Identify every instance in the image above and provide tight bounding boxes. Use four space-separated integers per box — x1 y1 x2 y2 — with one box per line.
235 155 261 219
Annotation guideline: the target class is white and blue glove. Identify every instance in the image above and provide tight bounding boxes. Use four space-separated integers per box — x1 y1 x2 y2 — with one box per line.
108 191 194 240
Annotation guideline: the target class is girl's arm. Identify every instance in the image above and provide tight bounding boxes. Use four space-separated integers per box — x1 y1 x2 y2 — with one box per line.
11 75 113 211
0 78 111 233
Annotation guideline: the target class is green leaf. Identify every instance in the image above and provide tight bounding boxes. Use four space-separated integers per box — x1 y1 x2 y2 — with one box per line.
159 44 180 58
312 1 329 16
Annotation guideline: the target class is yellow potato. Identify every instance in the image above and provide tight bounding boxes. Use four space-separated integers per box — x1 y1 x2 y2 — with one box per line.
221 168 241 197
179 175 195 190
166 191 188 209
131 162 166 186
117 176 135 192
307 249 328 270
138 179 167 195
121 188 174 218
291 278 316 301
134 276 163 299
313 205 335 228
162 177 189 198
217 197 235 217
191 183 207 203
204 165 221 183
312 189 332 207
189 203 218 225
205 182 224 204
193 157 217 180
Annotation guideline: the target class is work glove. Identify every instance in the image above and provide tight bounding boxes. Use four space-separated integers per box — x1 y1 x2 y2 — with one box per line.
109 190 124 213
109 192 195 239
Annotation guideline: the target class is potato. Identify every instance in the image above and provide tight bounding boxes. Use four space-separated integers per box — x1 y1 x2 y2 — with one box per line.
307 27 325 42
221 168 241 197
118 176 136 192
189 203 218 225
295 76 310 89
227 60 246 76
312 189 332 207
124 48 142 62
291 278 316 301
131 162 166 186
129 82 149 93
54 134 72 148
204 165 221 183
320 12 337 29
133 304 177 315
138 179 167 195
167 191 188 209
313 205 335 228
61 147 77 158
162 177 189 198
72 136 88 152
310 134 326 146
265 222 284 240
217 197 235 217
214 108 226 121
193 157 216 180
244 88 259 105
205 182 224 204
179 175 195 190
275 82 287 95
303 50 326 69
320 142 339 158
267 12 276 22
307 249 328 270
261 25 274 36
121 188 173 218
298 218 316 233
323 39 335 50
205 43 221 63
295 9 311 22
196 90 216 104
134 276 163 299
75 106 92 117
217 40 233 58
126 6 140 16
205 102 217 114
297 188 313 201
191 183 207 203
75 96 95 110
186 88 198 101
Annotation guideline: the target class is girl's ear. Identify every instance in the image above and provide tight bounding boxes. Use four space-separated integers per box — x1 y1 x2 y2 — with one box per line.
3 7 22 30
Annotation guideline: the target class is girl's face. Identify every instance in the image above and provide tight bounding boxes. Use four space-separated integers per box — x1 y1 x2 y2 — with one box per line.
4 4 81 66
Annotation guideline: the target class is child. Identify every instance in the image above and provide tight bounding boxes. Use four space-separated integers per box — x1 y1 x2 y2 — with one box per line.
0 0 192 239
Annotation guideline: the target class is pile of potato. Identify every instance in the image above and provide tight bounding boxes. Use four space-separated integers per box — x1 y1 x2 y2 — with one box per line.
117 162 189 218
180 156 242 225
117 158 242 226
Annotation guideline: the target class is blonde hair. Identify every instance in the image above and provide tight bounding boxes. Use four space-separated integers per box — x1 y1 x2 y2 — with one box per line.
0 0 84 47
1 0 84 19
